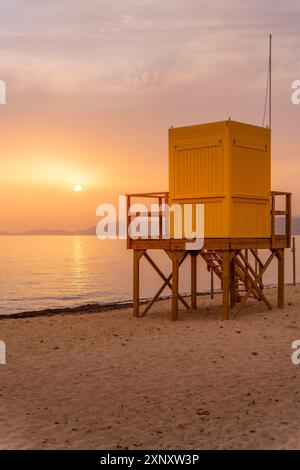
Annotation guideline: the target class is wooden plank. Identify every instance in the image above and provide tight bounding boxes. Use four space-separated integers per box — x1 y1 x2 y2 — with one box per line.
125 192 168 198
191 252 197 309
277 248 285 308
126 196 131 249
272 191 292 196
210 268 214 299
274 210 287 216
230 238 274 249
292 237 296 286
271 192 275 248
172 251 180 321
229 254 236 308
250 249 264 269
286 193 292 248
130 236 290 251
272 236 290 249
244 249 250 293
131 239 171 250
158 196 163 239
222 251 230 320
133 250 144 317
203 239 230 250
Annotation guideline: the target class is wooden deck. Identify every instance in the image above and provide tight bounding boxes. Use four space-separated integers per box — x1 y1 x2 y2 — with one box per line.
129 235 289 251
126 191 292 321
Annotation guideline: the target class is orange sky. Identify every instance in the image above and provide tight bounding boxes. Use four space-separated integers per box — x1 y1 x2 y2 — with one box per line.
1 1 300 231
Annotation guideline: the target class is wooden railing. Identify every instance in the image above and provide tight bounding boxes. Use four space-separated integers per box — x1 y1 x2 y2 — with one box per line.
125 192 169 248
270 191 292 248
126 190 292 248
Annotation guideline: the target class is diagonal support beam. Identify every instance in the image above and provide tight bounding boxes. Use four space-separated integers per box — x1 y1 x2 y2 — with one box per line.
235 251 276 313
235 255 273 311
250 249 264 269
144 252 189 309
236 252 260 301
239 251 264 291
141 251 189 316
235 251 260 293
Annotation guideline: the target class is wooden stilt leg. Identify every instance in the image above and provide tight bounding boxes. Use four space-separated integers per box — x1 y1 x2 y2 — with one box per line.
172 251 180 321
245 249 250 293
133 250 144 317
222 251 230 320
277 249 285 308
230 254 236 308
292 237 296 287
210 268 214 299
191 252 197 309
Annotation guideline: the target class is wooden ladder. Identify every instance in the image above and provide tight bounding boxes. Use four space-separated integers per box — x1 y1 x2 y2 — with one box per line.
200 250 256 301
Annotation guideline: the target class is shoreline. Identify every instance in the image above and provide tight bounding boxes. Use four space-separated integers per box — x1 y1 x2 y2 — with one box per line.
1 282 294 320
0 290 223 320
0 292 218 320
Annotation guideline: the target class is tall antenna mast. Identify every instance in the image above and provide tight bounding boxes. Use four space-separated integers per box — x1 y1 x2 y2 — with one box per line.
269 33 272 129
262 34 272 128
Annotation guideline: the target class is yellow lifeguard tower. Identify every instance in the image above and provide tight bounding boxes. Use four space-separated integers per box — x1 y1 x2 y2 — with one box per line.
126 120 291 321
169 120 271 239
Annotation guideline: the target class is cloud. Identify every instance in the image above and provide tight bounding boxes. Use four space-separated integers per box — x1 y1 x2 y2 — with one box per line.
0 0 299 98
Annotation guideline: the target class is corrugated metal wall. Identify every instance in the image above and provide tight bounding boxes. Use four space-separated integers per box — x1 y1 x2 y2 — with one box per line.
173 142 223 197
231 198 270 237
232 142 269 196
169 121 271 239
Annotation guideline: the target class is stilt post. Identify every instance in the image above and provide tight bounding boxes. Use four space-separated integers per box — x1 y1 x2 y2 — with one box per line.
133 249 144 317
277 248 285 308
222 251 230 320
172 251 180 321
191 252 197 309
292 237 296 286
210 268 214 299
229 253 236 308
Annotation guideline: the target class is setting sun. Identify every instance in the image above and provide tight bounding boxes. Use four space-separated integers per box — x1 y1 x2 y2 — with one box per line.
73 184 82 192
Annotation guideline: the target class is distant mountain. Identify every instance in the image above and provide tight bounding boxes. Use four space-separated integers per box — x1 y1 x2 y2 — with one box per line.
19 229 74 236
2 218 300 236
276 216 300 236
0 226 97 236
292 217 300 235
79 226 97 235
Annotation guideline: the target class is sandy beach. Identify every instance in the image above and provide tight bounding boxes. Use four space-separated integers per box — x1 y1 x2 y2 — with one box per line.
0 285 300 450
